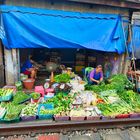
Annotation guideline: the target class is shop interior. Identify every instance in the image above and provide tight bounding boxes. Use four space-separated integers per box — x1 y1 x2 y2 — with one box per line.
19 48 117 84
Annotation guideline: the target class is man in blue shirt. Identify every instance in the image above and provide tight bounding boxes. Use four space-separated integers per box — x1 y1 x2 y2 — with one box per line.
21 55 40 79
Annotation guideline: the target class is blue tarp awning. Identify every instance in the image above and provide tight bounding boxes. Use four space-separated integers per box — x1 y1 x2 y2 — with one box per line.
0 5 126 54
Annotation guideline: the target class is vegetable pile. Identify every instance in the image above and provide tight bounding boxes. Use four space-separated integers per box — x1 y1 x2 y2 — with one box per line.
21 103 38 117
97 100 133 117
54 73 71 83
0 73 139 123
119 90 140 112
3 103 25 120
0 89 13 97
85 74 134 93
40 107 61 115
44 92 73 112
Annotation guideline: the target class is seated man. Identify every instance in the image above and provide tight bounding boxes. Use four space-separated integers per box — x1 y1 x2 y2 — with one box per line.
21 55 41 79
89 65 103 85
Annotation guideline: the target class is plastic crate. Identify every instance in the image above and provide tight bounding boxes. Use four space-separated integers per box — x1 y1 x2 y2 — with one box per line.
21 115 36 121
3 86 16 93
54 115 70 121
86 116 100 121
37 104 54 120
1 93 13 102
70 116 85 121
45 88 54 94
101 116 114 120
35 86 45 97
130 113 140 118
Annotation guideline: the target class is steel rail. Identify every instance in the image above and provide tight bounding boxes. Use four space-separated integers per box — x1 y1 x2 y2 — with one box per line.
1 118 140 136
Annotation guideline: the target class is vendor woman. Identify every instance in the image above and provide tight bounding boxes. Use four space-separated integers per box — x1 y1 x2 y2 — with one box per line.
21 55 41 79
89 65 103 85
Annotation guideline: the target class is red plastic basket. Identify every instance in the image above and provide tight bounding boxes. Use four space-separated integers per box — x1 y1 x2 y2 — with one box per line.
115 114 130 119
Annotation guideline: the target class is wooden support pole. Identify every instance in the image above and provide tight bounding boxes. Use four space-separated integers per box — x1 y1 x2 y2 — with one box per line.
118 54 125 74
4 48 19 85
123 54 131 74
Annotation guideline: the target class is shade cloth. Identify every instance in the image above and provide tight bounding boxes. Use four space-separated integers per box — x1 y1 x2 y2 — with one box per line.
0 5 125 54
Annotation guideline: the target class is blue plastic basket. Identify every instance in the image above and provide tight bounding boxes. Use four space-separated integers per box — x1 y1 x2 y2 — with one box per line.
37 104 54 120
1 93 13 102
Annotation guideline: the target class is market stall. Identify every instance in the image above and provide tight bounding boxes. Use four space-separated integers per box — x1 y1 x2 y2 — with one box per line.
0 72 140 123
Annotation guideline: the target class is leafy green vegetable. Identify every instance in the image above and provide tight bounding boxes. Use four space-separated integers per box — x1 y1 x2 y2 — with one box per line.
4 103 25 120
0 89 13 97
97 100 133 116
85 82 105 93
40 107 63 115
54 73 71 83
108 74 134 91
44 92 73 112
85 74 134 93
15 81 23 91
118 90 140 112
12 91 31 104
31 92 40 100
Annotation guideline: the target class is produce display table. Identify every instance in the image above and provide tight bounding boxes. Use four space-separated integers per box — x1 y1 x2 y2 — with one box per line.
0 73 139 124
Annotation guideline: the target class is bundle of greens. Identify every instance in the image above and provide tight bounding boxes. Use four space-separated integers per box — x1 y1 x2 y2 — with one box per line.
54 73 71 83
31 92 40 100
85 82 106 93
97 100 133 117
12 91 31 104
85 74 134 93
98 90 120 104
119 90 140 112
4 103 25 120
15 81 23 91
108 74 134 91
0 89 13 97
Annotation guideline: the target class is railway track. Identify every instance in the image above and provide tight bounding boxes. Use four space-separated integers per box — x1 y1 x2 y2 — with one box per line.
1 118 140 136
